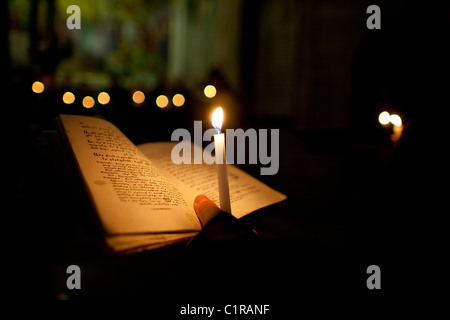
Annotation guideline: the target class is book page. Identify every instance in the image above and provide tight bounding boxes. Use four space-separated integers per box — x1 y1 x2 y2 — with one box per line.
104 232 198 253
59 115 201 234
138 141 287 219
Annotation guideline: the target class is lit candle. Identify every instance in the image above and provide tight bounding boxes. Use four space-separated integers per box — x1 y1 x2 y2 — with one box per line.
389 114 403 142
378 111 404 143
378 111 390 126
212 107 232 213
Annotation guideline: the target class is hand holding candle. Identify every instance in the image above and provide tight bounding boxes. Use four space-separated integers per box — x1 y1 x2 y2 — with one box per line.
212 107 232 213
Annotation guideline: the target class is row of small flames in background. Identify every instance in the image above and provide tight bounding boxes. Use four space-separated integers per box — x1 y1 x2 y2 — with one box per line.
378 111 403 142
30 80 405 143
31 81 219 109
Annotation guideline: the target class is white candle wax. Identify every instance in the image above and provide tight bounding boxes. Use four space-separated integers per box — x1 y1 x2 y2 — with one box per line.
214 132 231 213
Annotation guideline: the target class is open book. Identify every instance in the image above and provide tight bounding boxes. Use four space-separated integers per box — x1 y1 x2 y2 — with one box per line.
58 114 286 253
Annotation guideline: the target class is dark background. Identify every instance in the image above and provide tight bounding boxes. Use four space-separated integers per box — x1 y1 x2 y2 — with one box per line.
1 0 448 308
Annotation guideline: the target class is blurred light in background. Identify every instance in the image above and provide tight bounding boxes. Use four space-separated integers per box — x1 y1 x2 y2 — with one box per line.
82 96 95 109
389 114 402 127
32 81 45 94
62 91 75 104
390 114 403 142
132 91 145 104
378 111 390 125
97 92 110 105
156 95 169 108
204 85 217 98
172 94 185 107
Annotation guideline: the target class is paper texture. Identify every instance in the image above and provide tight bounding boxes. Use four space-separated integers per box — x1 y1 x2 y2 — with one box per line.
59 114 286 253
60 114 201 235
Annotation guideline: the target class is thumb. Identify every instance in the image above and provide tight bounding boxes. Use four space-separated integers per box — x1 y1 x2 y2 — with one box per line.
194 195 221 227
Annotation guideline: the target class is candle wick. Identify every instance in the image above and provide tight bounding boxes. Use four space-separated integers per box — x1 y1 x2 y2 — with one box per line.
213 124 221 134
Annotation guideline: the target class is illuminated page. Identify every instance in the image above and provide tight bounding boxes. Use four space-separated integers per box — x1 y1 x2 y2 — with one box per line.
138 141 287 219
59 115 201 234
104 232 198 253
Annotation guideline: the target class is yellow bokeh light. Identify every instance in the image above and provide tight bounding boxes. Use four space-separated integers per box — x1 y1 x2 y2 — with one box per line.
204 85 217 98
62 91 75 104
82 96 95 109
390 114 402 127
97 92 110 105
132 91 145 104
32 81 45 94
378 111 390 125
156 95 169 108
172 94 185 107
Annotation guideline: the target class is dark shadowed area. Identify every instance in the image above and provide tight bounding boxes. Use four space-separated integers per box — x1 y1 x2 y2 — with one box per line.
1 0 448 309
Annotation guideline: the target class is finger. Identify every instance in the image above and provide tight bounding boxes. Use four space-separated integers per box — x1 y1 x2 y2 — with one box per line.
194 195 221 227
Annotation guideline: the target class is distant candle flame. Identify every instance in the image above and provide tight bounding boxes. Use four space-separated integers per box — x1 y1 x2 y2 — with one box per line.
82 96 95 109
97 92 110 105
378 111 390 125
390 114 402 127
156 95 169 108
204 85 217 98
212 107 223 133
172 93 185 107
132 90 145 104
32 81 45 94
62 91 75 104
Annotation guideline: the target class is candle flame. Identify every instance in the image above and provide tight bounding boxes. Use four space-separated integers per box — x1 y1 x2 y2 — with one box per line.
32 81 45 94
378 111 390 125
62 91 75 104
390 114 402 127
132 90 145 104
204 85 217 98
212 107 223 133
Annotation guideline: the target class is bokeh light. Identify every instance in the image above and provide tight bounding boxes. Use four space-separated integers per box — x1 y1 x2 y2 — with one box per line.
156 95 169 108
97 92 110 105
32 81 45 94
390 114 402 127
204 85 217 98
82 96 95 109
62 91 75 104
132 90 145 104
172 94 185 107
378 111 390 125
